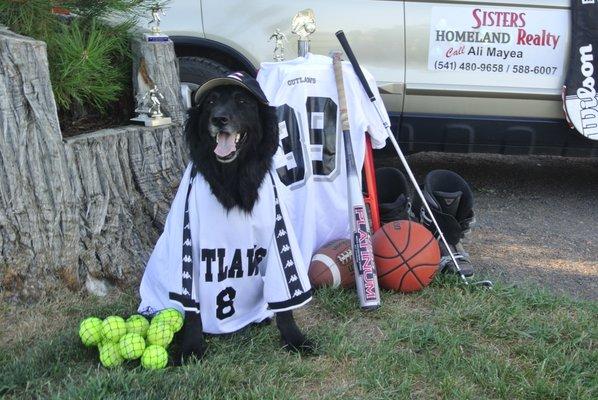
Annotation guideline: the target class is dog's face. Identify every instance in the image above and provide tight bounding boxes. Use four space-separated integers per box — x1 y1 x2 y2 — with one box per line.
185 82 279 212
199 86 261 164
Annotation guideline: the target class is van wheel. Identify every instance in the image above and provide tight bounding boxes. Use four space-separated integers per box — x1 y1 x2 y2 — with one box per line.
178 57 230 106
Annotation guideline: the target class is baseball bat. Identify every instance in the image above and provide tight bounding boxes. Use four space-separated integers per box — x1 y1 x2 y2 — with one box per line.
335 30 493 288
332 51 381 310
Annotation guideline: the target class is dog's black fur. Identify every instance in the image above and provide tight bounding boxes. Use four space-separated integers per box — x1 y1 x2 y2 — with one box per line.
185 86 279 212
177 85 312 363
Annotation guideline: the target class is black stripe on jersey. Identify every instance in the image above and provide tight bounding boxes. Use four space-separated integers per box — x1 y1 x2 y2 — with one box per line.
180 165 197 301
169 292 200 312
269 172 307 300
268 289 312 311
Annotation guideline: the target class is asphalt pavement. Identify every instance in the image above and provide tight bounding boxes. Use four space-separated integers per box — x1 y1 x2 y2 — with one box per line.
376 151 598 301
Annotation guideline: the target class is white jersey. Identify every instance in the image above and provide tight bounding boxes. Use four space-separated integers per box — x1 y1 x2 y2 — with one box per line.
139 164 312 335
257 53 390 263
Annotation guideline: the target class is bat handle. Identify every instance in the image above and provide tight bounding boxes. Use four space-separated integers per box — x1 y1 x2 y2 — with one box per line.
332 52 350 133
335 30 375 101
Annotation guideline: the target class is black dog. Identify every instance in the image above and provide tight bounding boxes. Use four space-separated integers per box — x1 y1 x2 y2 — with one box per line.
185 86 278 212
178 83 312 362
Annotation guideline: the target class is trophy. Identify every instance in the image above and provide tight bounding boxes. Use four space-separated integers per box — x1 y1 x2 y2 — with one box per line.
145 4 169 43
131 85 172 127
269 28 288 61
291 9 316 57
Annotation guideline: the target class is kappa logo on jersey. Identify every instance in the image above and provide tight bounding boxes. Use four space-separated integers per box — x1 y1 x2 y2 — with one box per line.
183 238 192 246
281 244 290 253
277 229 287 238
293 289 303 297
285 260 295 268
276 214 282 221
288 274 298 283
182 271 192 280
182 255 192 263
200 247 267 283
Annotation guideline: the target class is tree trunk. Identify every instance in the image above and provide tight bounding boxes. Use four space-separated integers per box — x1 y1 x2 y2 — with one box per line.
0 30 188 300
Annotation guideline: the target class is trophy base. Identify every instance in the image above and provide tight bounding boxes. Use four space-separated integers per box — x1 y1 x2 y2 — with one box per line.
144 33 170 43
130 114 172 127
297 39 310 57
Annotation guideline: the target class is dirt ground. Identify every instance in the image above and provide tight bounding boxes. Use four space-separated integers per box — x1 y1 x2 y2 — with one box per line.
377 152 598 301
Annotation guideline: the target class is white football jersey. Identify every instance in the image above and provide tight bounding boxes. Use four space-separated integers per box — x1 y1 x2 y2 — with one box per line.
257 53 390 263
139 164 312 335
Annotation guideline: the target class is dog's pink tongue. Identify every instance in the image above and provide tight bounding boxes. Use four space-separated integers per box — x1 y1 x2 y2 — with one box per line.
214 133 236 157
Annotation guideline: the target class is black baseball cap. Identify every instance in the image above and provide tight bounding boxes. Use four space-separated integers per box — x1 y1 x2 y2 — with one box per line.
193 71 269 105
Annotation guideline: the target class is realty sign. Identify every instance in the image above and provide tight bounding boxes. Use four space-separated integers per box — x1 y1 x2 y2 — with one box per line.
428 6 569 81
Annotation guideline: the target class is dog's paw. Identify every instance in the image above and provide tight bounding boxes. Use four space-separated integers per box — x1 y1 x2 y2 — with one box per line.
281 334 316 355
173 311 207 365
173 331 207 365
173 340 206 366
181 339 206 363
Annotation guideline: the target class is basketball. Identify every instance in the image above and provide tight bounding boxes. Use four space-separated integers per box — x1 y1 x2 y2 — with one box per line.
309 239 355 288
372 221 440 293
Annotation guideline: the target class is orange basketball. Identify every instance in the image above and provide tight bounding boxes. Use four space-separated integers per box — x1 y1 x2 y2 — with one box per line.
372 221 440 293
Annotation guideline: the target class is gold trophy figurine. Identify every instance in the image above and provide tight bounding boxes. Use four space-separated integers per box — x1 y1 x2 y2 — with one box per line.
291 9 316 57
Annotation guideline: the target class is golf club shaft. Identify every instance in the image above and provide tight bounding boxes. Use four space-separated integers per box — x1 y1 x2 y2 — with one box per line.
335 30 470 285
370 103 469 285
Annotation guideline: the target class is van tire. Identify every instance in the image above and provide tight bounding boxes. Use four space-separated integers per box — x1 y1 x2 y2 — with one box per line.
178 57 230 103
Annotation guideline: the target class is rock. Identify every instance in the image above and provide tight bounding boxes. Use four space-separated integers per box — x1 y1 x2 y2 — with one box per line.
85 274 113 297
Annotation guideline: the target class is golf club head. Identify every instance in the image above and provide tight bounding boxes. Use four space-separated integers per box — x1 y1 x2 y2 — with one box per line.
472 280 493 289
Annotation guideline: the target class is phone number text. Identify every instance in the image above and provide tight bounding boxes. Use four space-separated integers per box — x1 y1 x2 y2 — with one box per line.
433 62 558 75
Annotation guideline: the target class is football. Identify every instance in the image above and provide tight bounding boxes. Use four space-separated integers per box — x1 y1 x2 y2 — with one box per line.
308 239 355 289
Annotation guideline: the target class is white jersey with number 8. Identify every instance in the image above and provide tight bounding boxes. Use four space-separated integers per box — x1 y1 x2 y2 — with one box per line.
138 165 312 334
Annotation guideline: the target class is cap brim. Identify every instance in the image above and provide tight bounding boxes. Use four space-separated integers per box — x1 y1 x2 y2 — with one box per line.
193 77 269 105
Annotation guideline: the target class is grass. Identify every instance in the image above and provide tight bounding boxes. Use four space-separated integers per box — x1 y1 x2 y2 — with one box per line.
0 277 596 399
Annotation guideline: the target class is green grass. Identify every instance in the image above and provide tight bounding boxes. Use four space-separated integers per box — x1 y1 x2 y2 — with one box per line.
1 278 596 399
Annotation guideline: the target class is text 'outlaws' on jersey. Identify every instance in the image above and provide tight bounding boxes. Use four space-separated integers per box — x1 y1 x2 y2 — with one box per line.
257 53 391 263
138 164 312 334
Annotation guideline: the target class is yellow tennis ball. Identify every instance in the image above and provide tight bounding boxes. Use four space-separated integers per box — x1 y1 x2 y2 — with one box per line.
118 332 146 360
153 308 184 333
102 316 127 343
79 317 103 347
126 315 150 337
141 345 168 370
146 321 174 348
99 341 124 368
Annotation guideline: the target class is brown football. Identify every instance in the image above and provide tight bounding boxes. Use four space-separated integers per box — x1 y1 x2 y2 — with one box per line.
308 239 355 289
